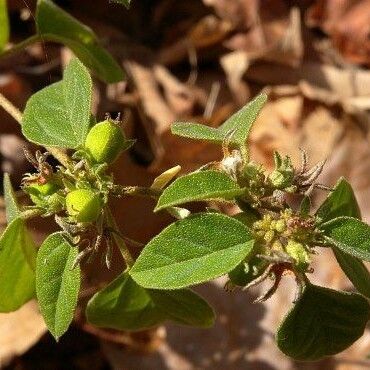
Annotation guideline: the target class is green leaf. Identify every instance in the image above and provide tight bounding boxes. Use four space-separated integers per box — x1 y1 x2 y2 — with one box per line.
218 93 267 145
36 232 81 340
316 177 361 222
276 284 370 361
86 272 214 331
333 248 370 299
320 216 370 261
110 0 132 8
3 173 20 223
86 272 166 331
316 178 370 298
299 195 311 216
171 123 225 144
149 289 215 328
130 213 254 289
171 93 267 146
0 0 9 51
22 58 92 149
228 256 268 287
36 0 124 83
0 218 37 312
155 170 245 212
233 209 259 228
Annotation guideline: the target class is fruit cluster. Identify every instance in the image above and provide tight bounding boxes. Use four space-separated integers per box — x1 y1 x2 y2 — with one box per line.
22 119 131 255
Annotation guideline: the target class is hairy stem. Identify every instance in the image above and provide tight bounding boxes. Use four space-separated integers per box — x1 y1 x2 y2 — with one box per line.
105 207 134 268
0 92 71 167
121 186 162 198
20 208 44 220
0 91 22 123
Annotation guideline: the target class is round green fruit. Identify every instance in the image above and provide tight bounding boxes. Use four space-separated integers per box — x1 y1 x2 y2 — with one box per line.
84 120 129 164
66 189 102 223
26 182 60 205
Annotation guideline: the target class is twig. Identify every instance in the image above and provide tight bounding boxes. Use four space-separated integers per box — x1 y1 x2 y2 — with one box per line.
0 92 71 167
105 207 134 268
0 91 22 122
20 208 44 220
118 185 161 198
204 81 220 119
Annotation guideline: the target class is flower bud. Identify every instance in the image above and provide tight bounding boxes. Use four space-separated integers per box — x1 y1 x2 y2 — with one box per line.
268 152 294 189
285 240 310 272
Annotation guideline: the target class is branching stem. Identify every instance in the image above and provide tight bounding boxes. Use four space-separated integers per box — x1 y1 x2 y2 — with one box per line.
20 208 44 220
105 207 134 268
0 92 71 167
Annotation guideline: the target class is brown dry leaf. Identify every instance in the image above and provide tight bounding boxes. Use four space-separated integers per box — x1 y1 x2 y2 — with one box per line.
0 134 34 188
220 51 251 106
306 0 353 34
125 60 177 136
0 74 31 133
258 7 303 67
245 61 370 97
153 64 207 117
0 300 47 367
203 0 261 29
317 123 370 222
216 2 303 67
331 0 370 66
306 0 370 66
250 90 344 176
249 95 305 168
158 15 232 66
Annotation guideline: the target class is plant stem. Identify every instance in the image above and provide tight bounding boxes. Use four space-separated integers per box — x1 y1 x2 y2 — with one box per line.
0 35 41 59
0 92 71 168
20 208 44 220
105 207 134 268
119 186 162 198
0 91 22 123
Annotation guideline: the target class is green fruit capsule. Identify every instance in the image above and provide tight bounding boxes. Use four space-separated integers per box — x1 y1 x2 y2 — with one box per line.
84 120 131 164
26 182 60 205
66 189 102 223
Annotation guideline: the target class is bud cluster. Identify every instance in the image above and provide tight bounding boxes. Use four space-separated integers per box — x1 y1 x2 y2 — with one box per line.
252 209 316 272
